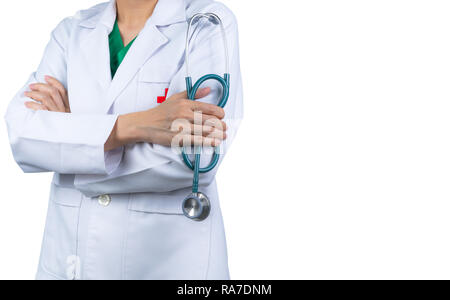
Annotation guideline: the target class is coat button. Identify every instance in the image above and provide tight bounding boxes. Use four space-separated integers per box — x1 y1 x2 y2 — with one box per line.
98 194 111 206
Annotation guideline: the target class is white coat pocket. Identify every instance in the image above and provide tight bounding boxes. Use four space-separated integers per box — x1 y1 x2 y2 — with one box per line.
136 63 176 111
125 187 211 279
128 187 188 215
40 184 82 279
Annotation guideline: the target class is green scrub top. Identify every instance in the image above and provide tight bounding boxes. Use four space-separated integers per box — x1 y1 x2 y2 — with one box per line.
109 21 137 78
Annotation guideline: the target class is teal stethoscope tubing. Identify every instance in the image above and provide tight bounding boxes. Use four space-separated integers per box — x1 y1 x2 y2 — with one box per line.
182 13 231 194
183 73 230 193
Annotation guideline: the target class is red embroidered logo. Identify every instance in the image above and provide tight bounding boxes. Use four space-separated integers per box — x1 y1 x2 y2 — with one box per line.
157 88 169 104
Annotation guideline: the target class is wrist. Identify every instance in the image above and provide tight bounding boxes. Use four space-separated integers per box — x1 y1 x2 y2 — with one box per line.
104 113 140 151
116 113 141 144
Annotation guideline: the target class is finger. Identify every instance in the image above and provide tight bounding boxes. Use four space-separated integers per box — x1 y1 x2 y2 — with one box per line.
45 76 69 109
178 134 222 147
193 125 226 140
25 90 58 111
25 101 48 111
194 135 222 147
203 117 227 131
172 122 213 136
204 128 227 140
177 111 227 131
202 115 227 131
29 83 65 112
194 87 211 99
175 124 226 140
168 90 188 101
190 101 225 119
44 76 66 95
28 84 64 111
24 91 58 111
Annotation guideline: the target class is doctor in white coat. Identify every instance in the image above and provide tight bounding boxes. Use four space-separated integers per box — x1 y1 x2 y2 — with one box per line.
4 0 243 280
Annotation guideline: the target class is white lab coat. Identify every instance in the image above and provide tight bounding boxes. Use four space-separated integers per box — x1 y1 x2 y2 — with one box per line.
4 0 243 280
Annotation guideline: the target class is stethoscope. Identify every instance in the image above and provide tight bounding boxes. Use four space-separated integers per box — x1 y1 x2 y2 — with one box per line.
181 13 230 222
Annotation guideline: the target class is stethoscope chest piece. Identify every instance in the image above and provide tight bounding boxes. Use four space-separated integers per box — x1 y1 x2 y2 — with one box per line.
182 192 211 222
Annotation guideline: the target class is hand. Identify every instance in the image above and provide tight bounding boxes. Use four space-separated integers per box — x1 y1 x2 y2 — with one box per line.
105 87 227 151
24 76 70 113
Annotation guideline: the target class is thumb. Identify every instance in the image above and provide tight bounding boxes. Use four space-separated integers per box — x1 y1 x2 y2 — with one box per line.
167 90 187 101
194 87 211 99
167 87 211 101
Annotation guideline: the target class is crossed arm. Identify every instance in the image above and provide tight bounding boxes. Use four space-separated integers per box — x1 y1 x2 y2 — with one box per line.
5 11 242 197
25 76 227 151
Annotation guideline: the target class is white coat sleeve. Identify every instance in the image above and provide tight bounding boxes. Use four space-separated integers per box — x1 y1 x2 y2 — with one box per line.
4 18 119 175
74 9 244 197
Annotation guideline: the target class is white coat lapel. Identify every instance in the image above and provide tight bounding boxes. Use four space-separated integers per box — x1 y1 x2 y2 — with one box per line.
78 0 116 94
102 0 187 113
103 23 169 113
79 26 112 92
77 0 187 114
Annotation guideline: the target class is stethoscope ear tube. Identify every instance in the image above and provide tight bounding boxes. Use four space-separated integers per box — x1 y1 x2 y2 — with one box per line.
182 73 230 173
181 13 231 222
185 13 230 78
182 73 230 195
187 74 230 108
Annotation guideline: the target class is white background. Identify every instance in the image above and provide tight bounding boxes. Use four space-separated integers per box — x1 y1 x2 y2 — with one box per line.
1 0 450 280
